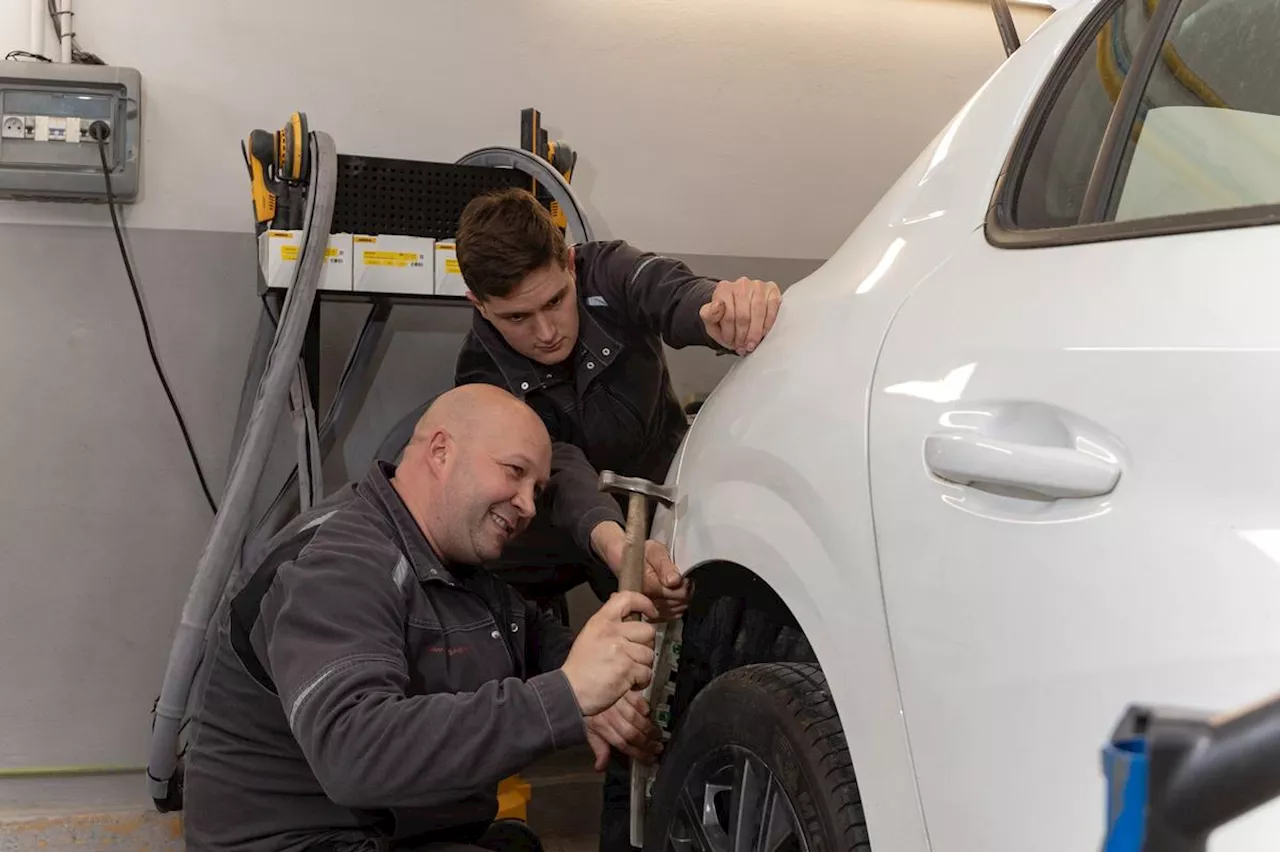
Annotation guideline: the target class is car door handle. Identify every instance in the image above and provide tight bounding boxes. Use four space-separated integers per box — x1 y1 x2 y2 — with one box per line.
924 433 1121 500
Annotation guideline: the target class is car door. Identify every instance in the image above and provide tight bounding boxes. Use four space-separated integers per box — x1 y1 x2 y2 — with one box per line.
868 1 1280 851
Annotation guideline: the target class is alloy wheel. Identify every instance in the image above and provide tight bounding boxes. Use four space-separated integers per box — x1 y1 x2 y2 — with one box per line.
664 745 809 852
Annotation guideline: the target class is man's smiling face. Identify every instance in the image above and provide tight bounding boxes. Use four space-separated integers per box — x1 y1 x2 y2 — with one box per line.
470 246 581 366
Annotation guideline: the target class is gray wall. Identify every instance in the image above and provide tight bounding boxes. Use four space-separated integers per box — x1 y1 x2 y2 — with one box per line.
2 1 1049 260
0 225 256 774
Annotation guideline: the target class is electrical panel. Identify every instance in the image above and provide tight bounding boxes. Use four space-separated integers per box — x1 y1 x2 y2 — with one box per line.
0 62 141 203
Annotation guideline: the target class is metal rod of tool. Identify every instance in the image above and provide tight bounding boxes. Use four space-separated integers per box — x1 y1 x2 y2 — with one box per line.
620 492 648 621
990 0 1021 57
595 469 679 850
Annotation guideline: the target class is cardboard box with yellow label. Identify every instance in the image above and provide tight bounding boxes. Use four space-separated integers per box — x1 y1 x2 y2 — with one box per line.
258 230 353 292
435 240 468 297
352 234 435 296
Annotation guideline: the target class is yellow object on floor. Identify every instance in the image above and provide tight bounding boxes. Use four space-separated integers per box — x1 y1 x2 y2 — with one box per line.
497 774 532 821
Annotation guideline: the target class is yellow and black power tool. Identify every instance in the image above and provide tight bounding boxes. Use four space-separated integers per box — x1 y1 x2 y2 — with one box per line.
242 111 311 234
520 107 577 233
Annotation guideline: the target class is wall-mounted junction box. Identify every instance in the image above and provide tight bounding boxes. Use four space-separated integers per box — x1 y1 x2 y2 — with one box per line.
0 62 141 203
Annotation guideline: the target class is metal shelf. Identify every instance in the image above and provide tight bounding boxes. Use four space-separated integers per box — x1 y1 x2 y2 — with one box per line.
263 287 472 308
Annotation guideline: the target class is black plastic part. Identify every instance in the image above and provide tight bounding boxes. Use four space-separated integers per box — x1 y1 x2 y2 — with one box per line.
296 112 311 184
330 154 524 239
550 142 577 180
519 106 540 194
984 0 1124 245
1165 699 1280 842
1117 694 1280 852
990 0 1021 56
990 202 1280 249
282 122 297 182
150 764 184 813
1079 0 1184 223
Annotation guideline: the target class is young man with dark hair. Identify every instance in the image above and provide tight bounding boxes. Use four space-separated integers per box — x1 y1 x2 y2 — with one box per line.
454 187 783 611
452 188 783 852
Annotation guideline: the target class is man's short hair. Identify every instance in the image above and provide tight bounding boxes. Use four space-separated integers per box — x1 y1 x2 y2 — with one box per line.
455 187 569 301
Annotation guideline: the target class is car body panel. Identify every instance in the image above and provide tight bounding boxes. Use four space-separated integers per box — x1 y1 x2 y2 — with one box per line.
655 5 1102 850
655 0 1280 849
870 224 1280 852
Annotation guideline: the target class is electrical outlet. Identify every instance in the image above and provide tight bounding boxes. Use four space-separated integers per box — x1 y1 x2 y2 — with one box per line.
1 115 25 139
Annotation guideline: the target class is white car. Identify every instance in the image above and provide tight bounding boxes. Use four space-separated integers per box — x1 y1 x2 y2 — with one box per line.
640 1 1280 851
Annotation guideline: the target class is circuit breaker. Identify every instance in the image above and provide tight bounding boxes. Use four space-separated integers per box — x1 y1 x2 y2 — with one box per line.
0 62 141 202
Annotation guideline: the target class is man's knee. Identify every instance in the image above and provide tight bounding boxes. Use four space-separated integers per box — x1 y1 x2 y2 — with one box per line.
477 818 543 852
390 820 543 852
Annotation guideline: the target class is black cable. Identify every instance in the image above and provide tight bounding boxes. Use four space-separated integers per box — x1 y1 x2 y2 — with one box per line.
90 123 218 514
5 50 52 62
261 293 279 328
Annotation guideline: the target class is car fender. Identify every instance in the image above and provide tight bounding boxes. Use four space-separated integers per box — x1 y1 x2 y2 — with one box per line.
643 9 1096 848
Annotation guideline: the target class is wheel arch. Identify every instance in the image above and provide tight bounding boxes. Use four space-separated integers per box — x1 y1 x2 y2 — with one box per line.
664 557 823 725
651 526 928 851
667 555 846 714
683 559 810 638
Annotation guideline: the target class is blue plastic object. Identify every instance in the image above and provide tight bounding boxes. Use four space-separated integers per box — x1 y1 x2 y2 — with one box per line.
1103 737 1149 852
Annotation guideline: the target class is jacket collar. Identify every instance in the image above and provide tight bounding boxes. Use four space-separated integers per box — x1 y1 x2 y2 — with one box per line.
360 460 460 586
470 269 624 398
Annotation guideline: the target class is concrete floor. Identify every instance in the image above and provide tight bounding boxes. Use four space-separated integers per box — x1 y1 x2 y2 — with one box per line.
0 818 601 852
0 746 604 851
540 828 599 849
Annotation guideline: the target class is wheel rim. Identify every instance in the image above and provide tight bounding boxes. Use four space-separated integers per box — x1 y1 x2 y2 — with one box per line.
664 745 810 852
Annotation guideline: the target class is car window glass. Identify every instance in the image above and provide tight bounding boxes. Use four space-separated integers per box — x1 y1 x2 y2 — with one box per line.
1108 0 1280 221
1013 0 1151 229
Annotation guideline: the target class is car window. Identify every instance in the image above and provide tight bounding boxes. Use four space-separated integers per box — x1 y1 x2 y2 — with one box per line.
1107 0 1280 221
1012 0 1152 229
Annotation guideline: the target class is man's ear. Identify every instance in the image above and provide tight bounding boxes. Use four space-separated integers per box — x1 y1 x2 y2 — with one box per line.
466 291 491 322
566 245 576 279
425 427 452 475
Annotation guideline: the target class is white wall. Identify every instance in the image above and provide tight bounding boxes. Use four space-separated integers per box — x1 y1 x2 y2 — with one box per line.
1 0 1048 259
0 0 1048 806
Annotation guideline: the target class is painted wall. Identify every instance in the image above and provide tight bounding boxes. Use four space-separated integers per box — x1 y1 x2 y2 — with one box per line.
0 0 1048 256
0 0 1048 812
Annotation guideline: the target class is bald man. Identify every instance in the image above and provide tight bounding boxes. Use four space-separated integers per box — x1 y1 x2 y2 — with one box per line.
183 385 663 852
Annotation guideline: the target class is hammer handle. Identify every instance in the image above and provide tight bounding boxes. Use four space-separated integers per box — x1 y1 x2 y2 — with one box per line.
620 492 648 622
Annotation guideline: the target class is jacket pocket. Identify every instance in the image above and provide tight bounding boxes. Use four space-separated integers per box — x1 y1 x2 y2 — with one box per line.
596 380 648 451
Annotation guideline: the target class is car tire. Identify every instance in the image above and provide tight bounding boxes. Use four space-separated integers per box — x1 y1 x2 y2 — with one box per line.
644 662 871 852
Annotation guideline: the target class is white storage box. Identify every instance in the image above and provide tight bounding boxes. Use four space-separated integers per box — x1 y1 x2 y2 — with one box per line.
435 240 468 297
259 230 353 292
352 235 435 296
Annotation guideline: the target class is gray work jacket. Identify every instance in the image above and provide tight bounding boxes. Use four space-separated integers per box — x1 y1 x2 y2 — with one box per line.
182 461 585 852
455 240 720 556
